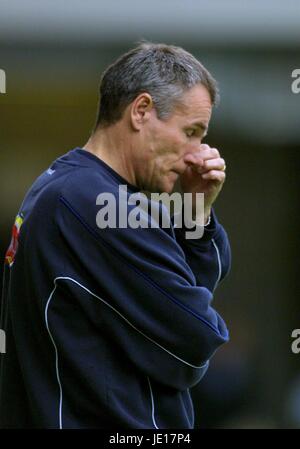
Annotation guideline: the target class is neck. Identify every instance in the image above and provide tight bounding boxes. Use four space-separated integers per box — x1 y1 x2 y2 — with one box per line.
83 124 136 186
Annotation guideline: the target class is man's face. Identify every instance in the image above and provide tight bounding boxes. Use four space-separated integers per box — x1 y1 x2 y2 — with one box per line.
135 84 212 193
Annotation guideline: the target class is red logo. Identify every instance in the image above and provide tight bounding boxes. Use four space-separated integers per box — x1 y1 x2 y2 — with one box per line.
5 214 24 267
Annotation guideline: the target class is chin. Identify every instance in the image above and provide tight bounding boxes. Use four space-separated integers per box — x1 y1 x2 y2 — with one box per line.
164 185 175 194
159 182 175 194
148 178 175 194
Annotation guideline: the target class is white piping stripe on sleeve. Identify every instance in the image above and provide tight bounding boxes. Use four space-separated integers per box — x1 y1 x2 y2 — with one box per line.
45 284 63 429
51 276 208 370
147 377 159 429
212 238 222 291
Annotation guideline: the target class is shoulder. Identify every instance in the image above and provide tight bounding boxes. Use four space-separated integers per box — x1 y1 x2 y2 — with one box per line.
61 165 121 204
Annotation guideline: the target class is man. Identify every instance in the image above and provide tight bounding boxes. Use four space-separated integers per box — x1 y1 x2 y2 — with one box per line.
0 42 231 429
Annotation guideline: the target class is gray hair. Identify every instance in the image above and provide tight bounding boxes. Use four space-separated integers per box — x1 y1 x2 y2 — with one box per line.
95 41 219 129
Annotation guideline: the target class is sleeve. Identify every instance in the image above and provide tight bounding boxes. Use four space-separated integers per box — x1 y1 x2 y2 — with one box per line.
56 176 229 391
173 208 232 292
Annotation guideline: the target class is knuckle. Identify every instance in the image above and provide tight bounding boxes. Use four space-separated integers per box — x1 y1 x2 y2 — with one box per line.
212 148 220 157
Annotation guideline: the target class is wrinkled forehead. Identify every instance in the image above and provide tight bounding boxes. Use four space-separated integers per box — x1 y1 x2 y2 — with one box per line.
171 84 213 124
177 84 212 111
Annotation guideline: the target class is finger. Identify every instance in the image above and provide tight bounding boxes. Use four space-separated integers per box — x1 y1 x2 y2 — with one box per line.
184 147 222 172
184 150 217 169
184 152 204 167
201 170 226 182
194 147 220 162
202 158 226 172
192 158 225 174
199 143 212 152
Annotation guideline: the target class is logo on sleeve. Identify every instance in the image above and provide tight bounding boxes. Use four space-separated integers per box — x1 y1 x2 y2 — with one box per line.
5 214 24 267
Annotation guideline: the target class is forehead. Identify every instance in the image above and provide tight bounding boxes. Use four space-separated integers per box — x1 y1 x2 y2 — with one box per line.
172 84 212 125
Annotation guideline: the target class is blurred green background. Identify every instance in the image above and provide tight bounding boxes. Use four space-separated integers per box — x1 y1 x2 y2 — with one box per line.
0 0 299 429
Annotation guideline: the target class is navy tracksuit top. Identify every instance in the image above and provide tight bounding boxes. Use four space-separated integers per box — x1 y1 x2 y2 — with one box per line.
0 148 231 429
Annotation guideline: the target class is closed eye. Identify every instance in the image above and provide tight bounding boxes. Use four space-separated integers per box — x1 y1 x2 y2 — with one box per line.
185 129 197 138
185 128 207 139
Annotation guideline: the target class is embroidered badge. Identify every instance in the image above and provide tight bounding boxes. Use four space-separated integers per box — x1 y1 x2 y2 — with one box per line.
5 213 24 267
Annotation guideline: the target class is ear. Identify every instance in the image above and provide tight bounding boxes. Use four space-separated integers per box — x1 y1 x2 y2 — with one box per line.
130 93 154 131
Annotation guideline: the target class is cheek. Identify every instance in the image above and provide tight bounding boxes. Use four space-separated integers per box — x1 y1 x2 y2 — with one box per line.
186 140 201 154
167 134 186 154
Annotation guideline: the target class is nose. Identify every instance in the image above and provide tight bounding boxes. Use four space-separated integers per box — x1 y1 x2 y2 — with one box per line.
183 143 203 166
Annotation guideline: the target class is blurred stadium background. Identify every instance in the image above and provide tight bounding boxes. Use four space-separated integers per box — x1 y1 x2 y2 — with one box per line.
0 0 299 428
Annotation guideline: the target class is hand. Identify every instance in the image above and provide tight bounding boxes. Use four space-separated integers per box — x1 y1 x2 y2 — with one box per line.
180 144 226 221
